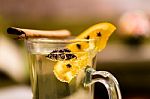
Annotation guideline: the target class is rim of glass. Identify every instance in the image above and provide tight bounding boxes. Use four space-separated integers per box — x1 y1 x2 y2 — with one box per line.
26 38 97 43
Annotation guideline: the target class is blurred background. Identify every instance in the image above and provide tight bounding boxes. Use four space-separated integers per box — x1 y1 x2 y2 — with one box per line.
1 0 150 99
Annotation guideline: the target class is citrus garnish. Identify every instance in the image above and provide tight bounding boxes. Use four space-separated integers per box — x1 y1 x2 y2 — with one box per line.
53 22 116 83
76 22 116 52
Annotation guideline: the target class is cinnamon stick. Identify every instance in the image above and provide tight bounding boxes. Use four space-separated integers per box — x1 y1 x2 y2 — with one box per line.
7 27 71 39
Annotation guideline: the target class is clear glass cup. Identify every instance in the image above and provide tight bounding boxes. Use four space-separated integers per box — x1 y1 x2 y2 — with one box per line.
25 38 121 99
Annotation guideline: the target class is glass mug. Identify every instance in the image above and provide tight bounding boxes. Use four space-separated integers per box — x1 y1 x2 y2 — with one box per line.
25 38 121 99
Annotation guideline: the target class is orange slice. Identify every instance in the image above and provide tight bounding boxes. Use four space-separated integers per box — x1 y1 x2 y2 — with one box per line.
53 22 116 83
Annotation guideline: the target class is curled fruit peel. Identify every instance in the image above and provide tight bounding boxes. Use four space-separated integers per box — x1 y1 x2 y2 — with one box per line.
53 22 116 83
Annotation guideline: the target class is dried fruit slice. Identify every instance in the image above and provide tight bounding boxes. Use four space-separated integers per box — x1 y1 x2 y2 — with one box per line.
54 52 89 82
53 22 116 83
76 22 116 52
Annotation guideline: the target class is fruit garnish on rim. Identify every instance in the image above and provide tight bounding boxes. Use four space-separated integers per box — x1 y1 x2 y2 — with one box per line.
47 22 116 83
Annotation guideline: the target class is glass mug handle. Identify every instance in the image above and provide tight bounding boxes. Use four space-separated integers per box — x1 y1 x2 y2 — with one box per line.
84 67 122 99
